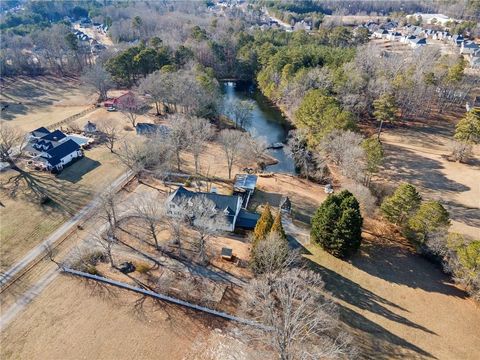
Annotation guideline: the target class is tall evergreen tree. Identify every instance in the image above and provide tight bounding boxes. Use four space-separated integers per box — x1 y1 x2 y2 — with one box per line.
381 183 422 226
311 190 363 258
271 211 286 240
373 93 397 140
254 204 274 243
454 109 480 144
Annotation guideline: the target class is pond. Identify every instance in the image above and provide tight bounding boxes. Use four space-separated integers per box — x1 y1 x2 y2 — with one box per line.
221 82 297 174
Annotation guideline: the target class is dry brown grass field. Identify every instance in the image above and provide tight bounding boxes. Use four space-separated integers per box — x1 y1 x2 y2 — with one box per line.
1 78 479 360
0 76 97 131
379 117 480 239
0 78 137 271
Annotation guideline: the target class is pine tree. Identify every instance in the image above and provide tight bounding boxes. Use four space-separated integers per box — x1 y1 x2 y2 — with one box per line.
454 109 480 144
381 183 422 226
311 190 363 258
408 200 450 244
254 204 274 243
373 93 397 140
271 212 286 240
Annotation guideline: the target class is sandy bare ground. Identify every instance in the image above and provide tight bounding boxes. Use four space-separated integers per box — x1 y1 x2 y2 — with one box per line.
0 275 230 360
0 76 97 132
379 120 480 239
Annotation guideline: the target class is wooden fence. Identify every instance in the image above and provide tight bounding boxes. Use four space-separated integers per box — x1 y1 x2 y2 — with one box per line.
62 267 271 330
46 105 97 131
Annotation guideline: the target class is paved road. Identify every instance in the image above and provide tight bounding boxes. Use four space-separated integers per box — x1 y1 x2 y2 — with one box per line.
0 171 133 287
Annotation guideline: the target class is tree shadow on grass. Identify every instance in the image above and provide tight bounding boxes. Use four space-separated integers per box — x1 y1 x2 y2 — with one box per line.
442 199 480 229
303 255 439 335
288 238 438 358
0 102 29 121
1 169 92 215
381 143 470 194
338 304 437 359
349 241 467 299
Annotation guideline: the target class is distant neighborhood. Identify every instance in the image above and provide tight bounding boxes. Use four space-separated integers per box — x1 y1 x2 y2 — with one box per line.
360 16 480 68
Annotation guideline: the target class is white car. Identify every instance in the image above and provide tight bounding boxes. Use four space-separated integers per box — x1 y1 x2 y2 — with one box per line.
106 106 117 112
324 184 334 194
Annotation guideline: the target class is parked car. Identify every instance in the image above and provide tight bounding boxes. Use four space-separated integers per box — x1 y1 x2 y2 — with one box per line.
106 106 117 112
324 184 334 194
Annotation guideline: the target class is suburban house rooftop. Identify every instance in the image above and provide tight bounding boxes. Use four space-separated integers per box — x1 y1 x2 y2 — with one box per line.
170 186 241 227
41 139 80 167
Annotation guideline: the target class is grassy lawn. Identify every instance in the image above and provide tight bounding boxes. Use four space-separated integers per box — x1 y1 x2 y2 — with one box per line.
0 76 96 131
0 146 126 271
302 232 480 360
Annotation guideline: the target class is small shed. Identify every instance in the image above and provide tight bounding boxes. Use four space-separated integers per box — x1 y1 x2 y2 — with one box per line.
84 121 97 133
221 247 233 261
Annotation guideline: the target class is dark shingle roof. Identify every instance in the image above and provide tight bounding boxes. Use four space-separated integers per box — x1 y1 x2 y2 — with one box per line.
170 186 240 225
43 139 80 166
136 123 170 136
40 130 67 142
236 209 260 229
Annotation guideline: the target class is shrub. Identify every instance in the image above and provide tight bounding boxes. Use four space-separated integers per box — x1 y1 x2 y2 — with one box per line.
310 190 363 258
69 248 105 273
381 183 422 225
250 232 290 275
450 140 473 162
135 262 151 274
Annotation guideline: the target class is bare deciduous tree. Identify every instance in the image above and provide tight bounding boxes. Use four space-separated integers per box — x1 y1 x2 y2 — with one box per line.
165 204 186 256
0 123 26 172
224 98 254 129
138 70 168 115
97 120 120 153
91 231 117 268
116 135 173 180
286 129 328 181
167 114 189 171
450 140 473 163
322 130 366 182
218 129 249 179
133 193 164 249
344 180 377 216
81 64 114 102
99 190 119 231
244 269 354 360
176 195 226 264
185 116 215 174
250 232 299 275
117 93 143 127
